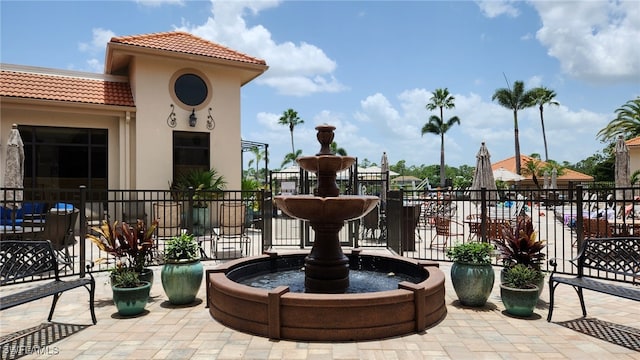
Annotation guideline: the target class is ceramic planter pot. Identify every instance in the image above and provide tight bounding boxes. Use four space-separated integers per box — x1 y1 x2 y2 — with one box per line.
192 207 210 236
500 284 540 317
450 262 495 307
161 259 203 305
112 281 151 316
500 268 544 298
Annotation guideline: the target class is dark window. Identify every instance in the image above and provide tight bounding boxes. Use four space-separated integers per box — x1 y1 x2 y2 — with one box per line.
20 126 108 200
173 131 210 180
174 73 208 107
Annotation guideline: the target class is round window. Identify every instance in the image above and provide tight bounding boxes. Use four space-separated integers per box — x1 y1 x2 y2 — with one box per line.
174 73 208 107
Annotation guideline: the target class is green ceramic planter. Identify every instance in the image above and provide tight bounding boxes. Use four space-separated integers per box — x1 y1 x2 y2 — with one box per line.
450 262 495 307
112 281 151 316
161 259 203 305
500 284 539 317
500 267 544 298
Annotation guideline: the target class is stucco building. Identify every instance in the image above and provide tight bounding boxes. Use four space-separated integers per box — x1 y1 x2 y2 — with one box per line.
0 31 268 194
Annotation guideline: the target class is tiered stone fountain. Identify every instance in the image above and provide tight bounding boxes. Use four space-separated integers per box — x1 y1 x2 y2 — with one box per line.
207 125 446 341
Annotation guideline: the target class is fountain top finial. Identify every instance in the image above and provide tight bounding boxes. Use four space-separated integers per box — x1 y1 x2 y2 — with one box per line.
315 124 336 155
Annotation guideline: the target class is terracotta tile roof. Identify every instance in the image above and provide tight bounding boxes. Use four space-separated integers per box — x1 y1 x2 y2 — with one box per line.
110 31 266 66
492 155 593 181
626 136 640 147
0 69 134 107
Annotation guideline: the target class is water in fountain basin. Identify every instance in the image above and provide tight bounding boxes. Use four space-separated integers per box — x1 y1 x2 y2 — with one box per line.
238 268 423 293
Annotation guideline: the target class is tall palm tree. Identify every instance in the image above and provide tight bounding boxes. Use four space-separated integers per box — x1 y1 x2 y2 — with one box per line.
529 87 559 162
421 115 461 188
492 80 537 175
597 97 640 142
278 108 304 155
425 88 458 187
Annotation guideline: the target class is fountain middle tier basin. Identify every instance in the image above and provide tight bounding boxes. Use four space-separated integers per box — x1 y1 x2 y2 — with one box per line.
274 195 379 223
206 250 447 341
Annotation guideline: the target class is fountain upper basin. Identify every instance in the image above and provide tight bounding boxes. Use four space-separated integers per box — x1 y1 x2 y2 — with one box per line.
274 195 379 223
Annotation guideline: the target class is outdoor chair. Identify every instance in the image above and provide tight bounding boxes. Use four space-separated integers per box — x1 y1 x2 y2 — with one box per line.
33 208 79 269
153 202 182 238
487 219 511 243
430 216 464 249
213 202 250 260
465 214 483 242
582 217 612 239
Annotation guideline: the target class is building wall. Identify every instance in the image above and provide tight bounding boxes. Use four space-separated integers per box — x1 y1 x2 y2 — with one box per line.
129 55 242 191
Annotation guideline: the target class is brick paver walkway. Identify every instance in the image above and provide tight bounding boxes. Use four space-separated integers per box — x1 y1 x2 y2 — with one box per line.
1 261 639 359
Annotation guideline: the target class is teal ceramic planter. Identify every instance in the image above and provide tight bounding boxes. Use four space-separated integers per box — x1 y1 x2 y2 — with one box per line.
450 262 495 307
112 281 151 316
500 284 539 317
161 259 203 305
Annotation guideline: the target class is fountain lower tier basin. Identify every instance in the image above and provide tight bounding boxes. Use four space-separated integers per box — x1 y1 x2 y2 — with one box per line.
206 250 447 341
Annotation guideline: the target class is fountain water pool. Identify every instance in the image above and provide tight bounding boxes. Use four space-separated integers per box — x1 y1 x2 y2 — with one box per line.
206 124 446 341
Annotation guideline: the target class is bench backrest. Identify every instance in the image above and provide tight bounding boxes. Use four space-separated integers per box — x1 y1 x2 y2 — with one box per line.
0 240 59 285
578 237 640 281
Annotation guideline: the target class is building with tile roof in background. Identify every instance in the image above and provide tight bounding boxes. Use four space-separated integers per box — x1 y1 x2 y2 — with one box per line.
0 31 268 193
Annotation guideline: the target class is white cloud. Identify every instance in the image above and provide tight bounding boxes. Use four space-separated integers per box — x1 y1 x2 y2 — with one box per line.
78 28 115 55
476 0 520 18
178 0 346 96
532 0 640 83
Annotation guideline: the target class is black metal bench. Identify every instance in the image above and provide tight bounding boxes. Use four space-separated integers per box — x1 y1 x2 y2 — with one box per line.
0 240 97 324
547 237 640 322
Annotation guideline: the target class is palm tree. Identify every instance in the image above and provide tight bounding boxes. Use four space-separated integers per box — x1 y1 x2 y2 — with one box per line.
492 80 537 174
425 88 459 187
597 97 640 142
247 146 267 182
520 157 543 189
278 108 304 154
281 149 303 168
421 115 460 188
330 141 347 156
529 87 559 162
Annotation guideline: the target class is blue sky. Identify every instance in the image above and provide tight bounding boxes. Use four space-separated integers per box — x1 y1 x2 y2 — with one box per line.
2 0 639 170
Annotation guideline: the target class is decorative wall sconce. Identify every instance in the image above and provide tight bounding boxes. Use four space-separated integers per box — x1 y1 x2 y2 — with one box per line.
166 104 177 128
206 107 215 130
189 109 197 127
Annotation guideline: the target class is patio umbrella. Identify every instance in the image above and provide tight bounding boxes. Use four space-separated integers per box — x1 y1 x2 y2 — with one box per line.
469 142 497 203
543 170 550 189
2 124 24 220
551 168 558 190
493 167 524 182
615 135 631 200
380 152 389 209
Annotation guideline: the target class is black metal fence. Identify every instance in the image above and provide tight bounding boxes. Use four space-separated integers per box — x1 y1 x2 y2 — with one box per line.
2 183 639 284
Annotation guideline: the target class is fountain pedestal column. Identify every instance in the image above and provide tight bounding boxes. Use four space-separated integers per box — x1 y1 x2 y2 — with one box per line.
304 221 350 293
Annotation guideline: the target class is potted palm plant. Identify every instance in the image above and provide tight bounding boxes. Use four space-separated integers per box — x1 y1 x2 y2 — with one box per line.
492 216 546 296
446 241 495 307
500 264 544 317
161 232 203 305
172 168 227 235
